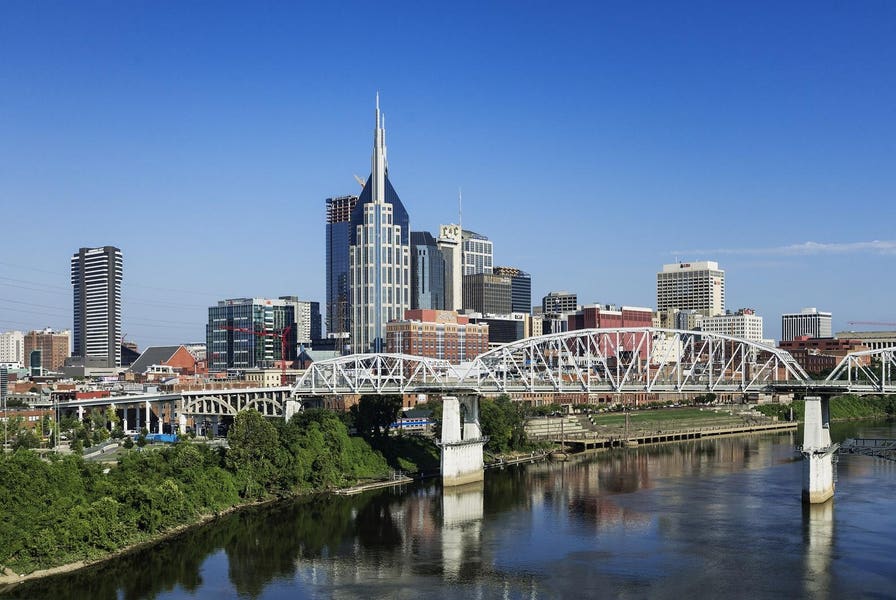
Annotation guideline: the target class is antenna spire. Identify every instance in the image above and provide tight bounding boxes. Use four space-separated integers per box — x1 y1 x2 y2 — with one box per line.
458 188 463 234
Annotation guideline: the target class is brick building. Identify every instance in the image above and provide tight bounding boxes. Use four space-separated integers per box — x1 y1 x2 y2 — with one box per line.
386 309 489 363
567 305 654 361
23 328 70 373
778 336 869 375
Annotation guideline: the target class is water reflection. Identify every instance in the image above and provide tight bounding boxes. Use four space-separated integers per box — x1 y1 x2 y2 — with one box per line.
441 481 483 581
4 423 896 599
802 500 834 600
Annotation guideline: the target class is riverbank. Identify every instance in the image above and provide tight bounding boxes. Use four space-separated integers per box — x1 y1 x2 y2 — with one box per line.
0 467 422 590
0 494 283 588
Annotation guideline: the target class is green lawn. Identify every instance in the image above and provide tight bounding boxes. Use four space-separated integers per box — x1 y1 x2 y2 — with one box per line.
591 407 738 426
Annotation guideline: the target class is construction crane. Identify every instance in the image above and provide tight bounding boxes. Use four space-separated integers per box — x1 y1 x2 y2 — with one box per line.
222 325 294 385
353 174 366 189
847 321 896 327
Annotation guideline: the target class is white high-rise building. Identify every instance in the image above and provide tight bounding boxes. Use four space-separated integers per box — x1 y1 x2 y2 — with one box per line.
781 308 832 341
71 246 123 368
462 230 493 275
437 224 463 311
701 309 765 342
349 95 411 353
657 261 725 318
0 330 25 366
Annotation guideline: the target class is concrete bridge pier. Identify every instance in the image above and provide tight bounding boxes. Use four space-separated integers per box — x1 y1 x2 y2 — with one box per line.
440 395 487 486
802 396 839 504
284 398 302 422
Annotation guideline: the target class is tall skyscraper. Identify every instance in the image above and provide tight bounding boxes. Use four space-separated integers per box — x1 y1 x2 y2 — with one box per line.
437 224 463 311
349 96 410 353
411 231 445 310
781 308 832 341
71 246 122 368
656 261 725 317
493 266 532 314
326 195 359 337
206 298 297 372
462 230 493 275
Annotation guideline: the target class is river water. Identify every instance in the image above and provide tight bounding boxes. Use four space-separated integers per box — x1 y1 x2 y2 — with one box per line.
5 420 896 599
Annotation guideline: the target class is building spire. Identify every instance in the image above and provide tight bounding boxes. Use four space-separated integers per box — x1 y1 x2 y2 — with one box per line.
372 93 386 204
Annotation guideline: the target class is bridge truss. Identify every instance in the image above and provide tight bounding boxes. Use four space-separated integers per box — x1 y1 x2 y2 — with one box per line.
292 353 462 395
463 328 810 394
826 347 896 392
292 328 812 396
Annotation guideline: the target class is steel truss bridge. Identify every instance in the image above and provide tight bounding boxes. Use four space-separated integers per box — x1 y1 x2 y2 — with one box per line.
293 328 896 397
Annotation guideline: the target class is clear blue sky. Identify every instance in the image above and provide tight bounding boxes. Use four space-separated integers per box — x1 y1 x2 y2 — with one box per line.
1 1 894 347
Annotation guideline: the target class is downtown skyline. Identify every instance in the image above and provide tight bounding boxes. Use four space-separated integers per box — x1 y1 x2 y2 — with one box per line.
1 2 895 347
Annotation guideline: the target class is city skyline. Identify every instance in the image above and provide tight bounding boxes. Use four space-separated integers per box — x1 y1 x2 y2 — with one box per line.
2 2 895 346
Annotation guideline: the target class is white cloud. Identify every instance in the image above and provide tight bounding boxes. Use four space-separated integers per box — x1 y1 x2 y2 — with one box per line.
672 240 896 257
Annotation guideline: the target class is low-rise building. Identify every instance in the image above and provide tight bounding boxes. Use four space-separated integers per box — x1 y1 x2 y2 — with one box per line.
834 330 896 351
566 304 655 361
778 336 869 375
129 346 202 378
385 309 488 363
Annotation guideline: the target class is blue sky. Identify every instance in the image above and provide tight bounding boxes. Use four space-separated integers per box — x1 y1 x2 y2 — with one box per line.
1 1 894 347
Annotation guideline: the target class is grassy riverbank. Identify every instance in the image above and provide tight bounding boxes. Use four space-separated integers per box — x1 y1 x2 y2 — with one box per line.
754 394 896 422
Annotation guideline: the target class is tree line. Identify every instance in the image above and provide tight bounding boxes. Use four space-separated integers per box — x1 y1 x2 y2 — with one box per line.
0 394 539 575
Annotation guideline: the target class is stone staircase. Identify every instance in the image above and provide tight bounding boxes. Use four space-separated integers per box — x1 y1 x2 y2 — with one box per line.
525 415 594 439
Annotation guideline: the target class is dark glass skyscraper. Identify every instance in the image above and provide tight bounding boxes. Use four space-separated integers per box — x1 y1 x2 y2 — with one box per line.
494 266 532 314
326 195 358 336
411 231 445 310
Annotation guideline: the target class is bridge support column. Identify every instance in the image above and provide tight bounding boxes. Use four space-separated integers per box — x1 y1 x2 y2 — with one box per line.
284 398 301 422
802 396 839 504
439 395 486 486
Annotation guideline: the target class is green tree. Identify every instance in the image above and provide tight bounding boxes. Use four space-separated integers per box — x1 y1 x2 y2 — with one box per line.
225 409 281 498
12 428 41 451
105 406 120 431
351 395 402 439
480 395 527 454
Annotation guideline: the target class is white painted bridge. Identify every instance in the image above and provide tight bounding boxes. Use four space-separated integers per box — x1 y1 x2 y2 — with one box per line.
292 328 896 396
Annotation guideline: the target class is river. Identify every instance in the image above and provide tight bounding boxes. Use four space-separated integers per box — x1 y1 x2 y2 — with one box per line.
4 420 896 599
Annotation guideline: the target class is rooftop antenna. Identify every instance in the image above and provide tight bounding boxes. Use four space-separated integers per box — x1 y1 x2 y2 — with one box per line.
458 188 463 234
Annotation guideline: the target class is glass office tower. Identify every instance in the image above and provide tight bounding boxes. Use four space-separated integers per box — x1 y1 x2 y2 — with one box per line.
411 231 445 310
326 195 358 337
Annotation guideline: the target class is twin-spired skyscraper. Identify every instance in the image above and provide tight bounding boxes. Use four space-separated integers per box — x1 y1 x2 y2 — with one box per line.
348 96 411 353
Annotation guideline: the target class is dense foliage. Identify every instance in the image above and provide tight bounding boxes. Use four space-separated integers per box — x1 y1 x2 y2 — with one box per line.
0 409 391 575
479 396 528 454
754 394 896 421
350 395 403 439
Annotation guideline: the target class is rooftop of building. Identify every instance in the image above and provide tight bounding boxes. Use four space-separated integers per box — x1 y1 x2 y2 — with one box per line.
660 261 721 273
129 345 189 375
